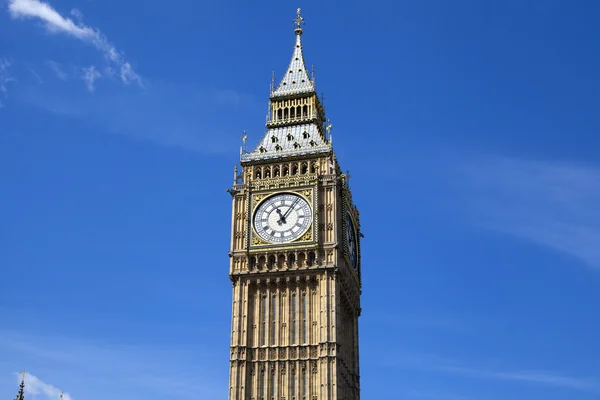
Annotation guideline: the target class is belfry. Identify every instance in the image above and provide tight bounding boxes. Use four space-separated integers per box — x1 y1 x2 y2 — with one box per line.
227 9 362 400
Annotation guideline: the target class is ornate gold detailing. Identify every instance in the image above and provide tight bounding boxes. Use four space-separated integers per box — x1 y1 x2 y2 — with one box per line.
300 229 312 242
253 194 264 204
252 234 269 246
303 189 312 201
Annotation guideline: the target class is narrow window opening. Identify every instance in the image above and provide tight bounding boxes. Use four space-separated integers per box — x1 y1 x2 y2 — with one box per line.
271 372 275 399
264 168 271 178
262 295 267 346
272 294 277 345
301 163 308 174
292 293 297 344
302 369 307 398
302 292 307 344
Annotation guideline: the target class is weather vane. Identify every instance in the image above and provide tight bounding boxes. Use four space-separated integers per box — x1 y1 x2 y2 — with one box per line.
242 130 248 150
294 8 305 32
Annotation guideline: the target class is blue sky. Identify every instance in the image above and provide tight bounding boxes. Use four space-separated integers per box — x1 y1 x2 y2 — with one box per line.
1 0 600 399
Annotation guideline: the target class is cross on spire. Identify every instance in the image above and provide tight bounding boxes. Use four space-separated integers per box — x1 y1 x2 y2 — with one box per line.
294 8 305 34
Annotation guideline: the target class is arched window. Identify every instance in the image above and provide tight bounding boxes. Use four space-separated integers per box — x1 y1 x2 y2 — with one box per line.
283 165 289 176
291 164 298 175
301 162 308 175
277 109 282 120
264 168 271 178
307 251 316 266
255 170 262 179
290 107 295 119
303 105 308 117
288 253 296 267
284 108 289 119
310 162 317 174
274 166 280 177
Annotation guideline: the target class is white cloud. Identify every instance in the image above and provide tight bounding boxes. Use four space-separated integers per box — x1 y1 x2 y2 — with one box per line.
462 158 600 269
82 65 101 92
17 371 73 400
46 60 67 80
0 59 16 107
8 0 142 88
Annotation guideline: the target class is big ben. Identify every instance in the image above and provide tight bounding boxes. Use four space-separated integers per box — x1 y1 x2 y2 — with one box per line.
227 9 362 400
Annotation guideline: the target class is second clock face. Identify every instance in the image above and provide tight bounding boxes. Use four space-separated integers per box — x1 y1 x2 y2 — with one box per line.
253 193 312 244
345 211 358 270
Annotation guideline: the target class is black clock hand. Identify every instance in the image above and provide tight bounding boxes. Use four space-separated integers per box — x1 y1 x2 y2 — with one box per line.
276 208 286 225
282 197 301 219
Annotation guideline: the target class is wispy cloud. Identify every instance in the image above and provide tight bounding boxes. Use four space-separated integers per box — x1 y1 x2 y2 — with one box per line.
17 81 251 154
370 312 476 335
8 0 141 88
18 371 73 400
387 353 599 392
0 330 225 399
28 68 43 84
82 65 100 92
0 59 16 107
407 390 470 400
46 60 67 80
462 157 600 269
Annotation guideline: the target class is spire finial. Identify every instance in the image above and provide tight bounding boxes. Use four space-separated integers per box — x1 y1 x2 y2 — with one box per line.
294 8 304 35
15 370 26 400
270 71 275 93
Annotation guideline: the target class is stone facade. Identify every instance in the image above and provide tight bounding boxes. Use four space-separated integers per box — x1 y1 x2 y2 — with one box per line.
227 10 362 400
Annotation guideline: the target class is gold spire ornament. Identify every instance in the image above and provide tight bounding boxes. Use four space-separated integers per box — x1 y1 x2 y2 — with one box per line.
294 8 304 34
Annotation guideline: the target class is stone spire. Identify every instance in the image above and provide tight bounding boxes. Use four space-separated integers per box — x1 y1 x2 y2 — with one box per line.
14 370 25 400
271 8 315 98
241 8 331 163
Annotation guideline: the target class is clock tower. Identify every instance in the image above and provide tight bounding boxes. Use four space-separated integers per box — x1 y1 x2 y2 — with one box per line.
227 9 362 400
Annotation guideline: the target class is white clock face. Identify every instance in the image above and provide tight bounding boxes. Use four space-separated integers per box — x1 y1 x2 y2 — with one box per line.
254 193 313 244
345 211 358 270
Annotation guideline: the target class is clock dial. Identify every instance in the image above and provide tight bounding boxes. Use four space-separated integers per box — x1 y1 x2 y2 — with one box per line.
254 193 312 244
345 211 358 270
